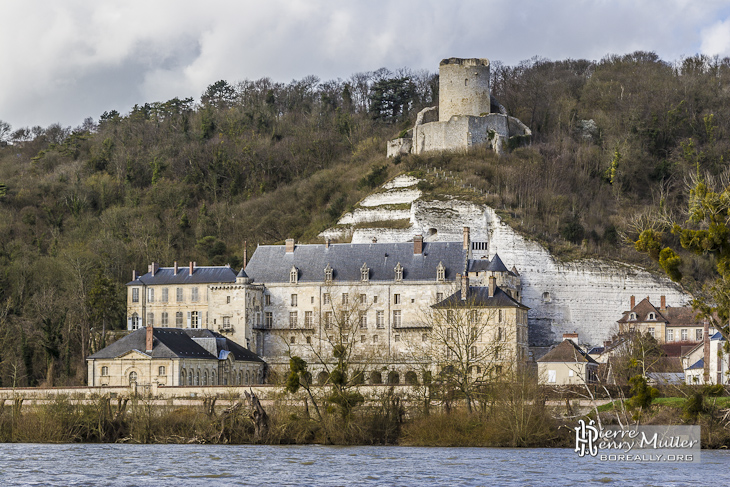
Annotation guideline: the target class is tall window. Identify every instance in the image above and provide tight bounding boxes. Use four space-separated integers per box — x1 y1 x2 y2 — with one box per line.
359 312 367 329
323 293 331 305
226 296 231 304
129 371 138 384
265 312 273 328
148 288 155 302
132 288 140 303
470 346 477 359
436 292 443 302
158 366 166 376
436 262 445 281
305 311 313 328
324 263 333 282
447 310 455 323
360 294 367 304
191 311 199 327
290 266 298 284
666 329 674 341
291 294 298 307
265 294 271 305
393 310 401 327
394 263 403 282
470 310 478 323
648 327 655 338
131 313 140 330
191 287 199 302
101 366 108 376
342 293 349 305
325 311 333 329
161 312 168 326
361 263 369 282
222 316 231 329
394 294 401 305
376 311 384 329
681 329 688 341
147 313 154 326
161 288 168 303
176 287 183 302
289 311 298 328
696 329 703 341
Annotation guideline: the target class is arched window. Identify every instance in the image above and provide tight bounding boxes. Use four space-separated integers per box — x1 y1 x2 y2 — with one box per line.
129 371 137 385
238 371 242 385
203 370 208 386
629 312 637 321
187 369 193 386
324 263 333 282
370 371 382 385
290 266 298 284
648 312 656 320
394 263 403 282
361 263 369 282
405 371 418 385
211 370 216 386
387 371 400 385
131 313 140 330
436 262 445 281
195 370 200 386
181 369 186 385
245 371 250 385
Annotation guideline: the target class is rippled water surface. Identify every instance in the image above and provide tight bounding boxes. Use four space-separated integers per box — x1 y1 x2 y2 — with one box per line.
0 444 728 486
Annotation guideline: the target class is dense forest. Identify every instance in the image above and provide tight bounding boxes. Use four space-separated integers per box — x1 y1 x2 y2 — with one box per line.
1 52 729 387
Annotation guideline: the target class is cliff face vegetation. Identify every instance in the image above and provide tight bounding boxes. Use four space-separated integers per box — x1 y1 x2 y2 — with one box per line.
1 52 730 386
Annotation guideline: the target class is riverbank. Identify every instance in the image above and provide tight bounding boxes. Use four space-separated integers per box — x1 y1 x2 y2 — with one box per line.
2 385 729 448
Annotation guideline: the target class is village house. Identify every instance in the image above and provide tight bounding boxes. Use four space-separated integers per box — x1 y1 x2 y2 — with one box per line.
682 330 728 385
87 326 264 389
537 334 599 386
617 296 706 344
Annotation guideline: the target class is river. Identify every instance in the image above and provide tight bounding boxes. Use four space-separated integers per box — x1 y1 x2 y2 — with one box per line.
1 444 728 486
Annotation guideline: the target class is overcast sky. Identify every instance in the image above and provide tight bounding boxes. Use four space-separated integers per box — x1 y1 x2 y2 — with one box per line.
3 0 730 130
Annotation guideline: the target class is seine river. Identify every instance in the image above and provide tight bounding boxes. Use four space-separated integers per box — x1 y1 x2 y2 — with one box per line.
1 444 728 486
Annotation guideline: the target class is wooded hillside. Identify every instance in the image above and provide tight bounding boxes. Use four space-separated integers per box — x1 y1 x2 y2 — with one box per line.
0 52 729 386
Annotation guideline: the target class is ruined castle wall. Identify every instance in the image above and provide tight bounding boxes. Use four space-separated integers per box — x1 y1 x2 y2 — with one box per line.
439 58 491 121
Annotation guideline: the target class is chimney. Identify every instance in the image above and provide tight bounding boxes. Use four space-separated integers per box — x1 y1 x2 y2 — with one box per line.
150 262 159 276
630 295 635 309
414 235 423 255
563 333 579 341
173 261 178 276
660 295 666 310
463 227 470 250
704 319 710 383
146 326 154 354
132 270 138 281
461 274 469 300
285 238 295 253
325 238 331 249
189 261 194 275
488 275 496 298
243 241 248 270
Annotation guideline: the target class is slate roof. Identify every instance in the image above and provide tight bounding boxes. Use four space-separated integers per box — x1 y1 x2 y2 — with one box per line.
537 339 598 364
687 358 704 370
245 241 467 283
467 253 515 275
126 266 237 286
432 286 528 309
88 328 263 362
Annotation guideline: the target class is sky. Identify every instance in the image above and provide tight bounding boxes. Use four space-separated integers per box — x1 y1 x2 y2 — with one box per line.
3 0 730 130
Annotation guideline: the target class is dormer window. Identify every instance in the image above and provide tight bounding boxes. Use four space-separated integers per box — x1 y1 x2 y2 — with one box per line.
394 263 403 282
361 263 369 282
290 266 298 284
648 312 656 320
436 262 445 281
324 263 333 282
629 312 636 321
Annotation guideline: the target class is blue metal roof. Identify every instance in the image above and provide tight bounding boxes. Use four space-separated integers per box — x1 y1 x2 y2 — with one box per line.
687 358 704 370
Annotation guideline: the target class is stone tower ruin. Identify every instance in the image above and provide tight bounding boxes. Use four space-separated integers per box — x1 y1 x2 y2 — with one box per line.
438 58 491 121
387 57 530 157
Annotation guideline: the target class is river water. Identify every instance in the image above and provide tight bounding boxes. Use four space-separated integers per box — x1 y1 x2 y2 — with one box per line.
1 444 728 486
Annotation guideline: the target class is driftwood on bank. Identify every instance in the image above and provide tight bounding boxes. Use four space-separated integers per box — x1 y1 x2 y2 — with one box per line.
245 389 269 442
